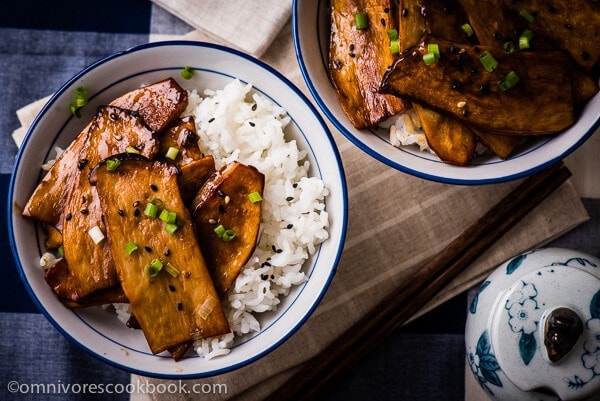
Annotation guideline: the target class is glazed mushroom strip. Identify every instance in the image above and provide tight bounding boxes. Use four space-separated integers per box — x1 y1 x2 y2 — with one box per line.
90 155 229 355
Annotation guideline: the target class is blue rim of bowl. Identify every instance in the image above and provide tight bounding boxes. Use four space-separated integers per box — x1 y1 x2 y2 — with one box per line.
8 40 348 378
291 0 600 185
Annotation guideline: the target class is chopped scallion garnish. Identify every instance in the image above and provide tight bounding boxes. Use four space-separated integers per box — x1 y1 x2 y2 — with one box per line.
354 12 368 30
213 224 236 241
499 70 520 91
389 40 400 55
503 41 515 54
248 191 263 203
106 158 121 171
165 223 180 235
222 229 236 241
144 259 162 278
181 65 195 80
69 86 89 118
387 29 398 41
159 209 177 224
144 202 158 218
165 146 179 160
165 263 180 277
461 23 474 37
126 145 140 154
57 245 64 257
124 241 138 255
519 29 533 49
519 9 535 23
423 43 441 65
479 51 499 72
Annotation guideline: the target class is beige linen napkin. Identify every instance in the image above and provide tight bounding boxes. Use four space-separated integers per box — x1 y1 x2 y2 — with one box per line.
13 19 591 401
150 0 291 57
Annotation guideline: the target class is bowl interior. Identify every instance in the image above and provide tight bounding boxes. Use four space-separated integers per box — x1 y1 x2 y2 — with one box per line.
293 0 600 184
8 41 347 378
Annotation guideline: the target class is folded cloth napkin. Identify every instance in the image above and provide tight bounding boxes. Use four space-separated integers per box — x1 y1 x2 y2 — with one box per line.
150 0 291 57
13 13 590 401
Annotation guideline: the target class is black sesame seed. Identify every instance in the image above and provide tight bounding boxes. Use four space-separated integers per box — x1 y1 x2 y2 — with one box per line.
349 53 356 58
286 196 294 201
349 44 355 51
249 121 255 127
380 18 386 27
168 285 176 292
164 249 171 256
109 112 119 121
261 274 269 280
133 200 140 207
118 209 125 216
80 209 89 215
252 103 258 111
77 159 88 170
402 8 408 17
218 190 226 197
276 248 283 254
144 246 152 253
581 51 591 61
271 275 275 279
287 224 294 229
150 184 158 192
271 245 277 252
65 213 72 221
293 183 298 188
218 204 225 213
332 59 343 70
133 208 140 217
177 302 183 311
462 109 470 117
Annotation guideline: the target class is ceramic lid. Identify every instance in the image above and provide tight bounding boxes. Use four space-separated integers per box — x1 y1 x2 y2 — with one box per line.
490 264 600 400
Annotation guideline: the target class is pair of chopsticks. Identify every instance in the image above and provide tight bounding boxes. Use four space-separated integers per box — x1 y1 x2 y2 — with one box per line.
264 162 572 401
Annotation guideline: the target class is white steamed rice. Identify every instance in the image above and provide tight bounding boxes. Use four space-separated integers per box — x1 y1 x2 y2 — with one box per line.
185 80 329 359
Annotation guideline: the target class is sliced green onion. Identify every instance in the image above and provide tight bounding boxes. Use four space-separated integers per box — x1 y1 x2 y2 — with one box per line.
165 262 180 277
354 12 368 29
479 51 499 72
503 41 515 54
248 191 263 203
461 23 474 37
124 241 138 255
221 229 236 241
106 158 121 171
389 40 400 55
165 146 179 160
423 43 441 65
519 9 535 23
213 224 236 241
144 202 158 218
165 222 180 235
159 209 177 224
126 145 140 154
427 43 440 58
69 86 89 118
499 70 520 91
387 29 398 41
181 65 195 80
57 245 64 257
519 29 533 49
423 52 438 65
144 259 163 278
214 224 226 237
149 197 164 209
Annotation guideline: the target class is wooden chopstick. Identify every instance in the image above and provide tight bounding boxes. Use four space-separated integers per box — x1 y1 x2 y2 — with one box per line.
264 162 571 401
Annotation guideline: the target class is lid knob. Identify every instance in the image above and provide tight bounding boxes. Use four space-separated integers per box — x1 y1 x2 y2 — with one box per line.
543 307 583 363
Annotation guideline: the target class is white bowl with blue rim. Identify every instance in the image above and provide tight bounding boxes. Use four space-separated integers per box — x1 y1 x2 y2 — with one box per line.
8 41 348 378
292 0 600 184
